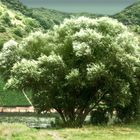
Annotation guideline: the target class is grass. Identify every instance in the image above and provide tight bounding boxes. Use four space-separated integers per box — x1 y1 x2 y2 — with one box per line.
0 123 140 140
0 123 53 140
57 125 140 140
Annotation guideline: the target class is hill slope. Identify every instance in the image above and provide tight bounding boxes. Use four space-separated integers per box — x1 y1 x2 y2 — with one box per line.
31 8 101 29
0 2 41 48
114 1 140 33
31 8 71 29
114 1 140 25
1 0 32 16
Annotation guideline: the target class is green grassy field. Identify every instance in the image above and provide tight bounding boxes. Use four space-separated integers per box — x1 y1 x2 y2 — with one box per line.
0 123 140 140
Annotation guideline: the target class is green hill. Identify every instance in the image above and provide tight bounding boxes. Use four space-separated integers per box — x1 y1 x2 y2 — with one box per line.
0 2 41 49
114 1 140 33
114 1 140 25
1 0 31 15
31 8 71 29
31 8 101 29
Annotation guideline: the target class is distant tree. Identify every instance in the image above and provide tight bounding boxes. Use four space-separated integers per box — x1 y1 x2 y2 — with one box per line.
0 17 140 127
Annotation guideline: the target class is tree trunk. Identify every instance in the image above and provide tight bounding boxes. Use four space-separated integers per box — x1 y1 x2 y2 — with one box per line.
57 110 88 128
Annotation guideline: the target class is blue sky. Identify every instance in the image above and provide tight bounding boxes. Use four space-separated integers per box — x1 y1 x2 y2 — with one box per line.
20 0 138 15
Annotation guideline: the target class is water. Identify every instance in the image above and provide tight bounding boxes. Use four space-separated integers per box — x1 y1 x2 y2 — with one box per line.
20 0 137 15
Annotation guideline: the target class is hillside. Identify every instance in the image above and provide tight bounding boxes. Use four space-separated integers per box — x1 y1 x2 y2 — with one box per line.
3 0 139 32
1 0 70 29
0 1 41 49
1 0 140 31
114 1 140 33
0 0 101 34
114 1 140 25
31 8 101 29
31 8 71 29
1 0 32 16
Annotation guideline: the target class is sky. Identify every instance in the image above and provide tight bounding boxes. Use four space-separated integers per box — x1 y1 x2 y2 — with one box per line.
20 0 138 15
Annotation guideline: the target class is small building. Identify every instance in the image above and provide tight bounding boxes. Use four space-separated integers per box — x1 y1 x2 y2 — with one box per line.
0 88 34 113
0 106 35 113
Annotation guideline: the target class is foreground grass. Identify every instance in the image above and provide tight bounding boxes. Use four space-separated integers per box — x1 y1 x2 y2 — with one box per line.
0 123 53 140
0 123 140 140
57 124 140 140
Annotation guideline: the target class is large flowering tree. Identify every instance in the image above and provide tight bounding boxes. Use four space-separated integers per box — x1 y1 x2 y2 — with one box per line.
0 17 140 127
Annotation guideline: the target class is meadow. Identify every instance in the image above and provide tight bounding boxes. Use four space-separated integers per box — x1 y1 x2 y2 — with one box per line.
0 123 140 140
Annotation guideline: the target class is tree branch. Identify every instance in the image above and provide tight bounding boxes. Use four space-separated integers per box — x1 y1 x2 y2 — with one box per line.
22 89 33 106
88 92 107 113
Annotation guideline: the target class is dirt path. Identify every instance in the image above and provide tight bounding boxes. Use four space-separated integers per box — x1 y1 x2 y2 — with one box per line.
47 131 64 140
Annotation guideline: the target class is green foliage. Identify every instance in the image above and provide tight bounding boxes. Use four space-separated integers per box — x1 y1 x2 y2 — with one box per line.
112 19 140 122
31 8 71 29
90 108 108 124
129 25 140 34
13 27 24 37
31 8 100 30
1 12 11 26
0 17 139 127
0 0 139 125
0 33 10 50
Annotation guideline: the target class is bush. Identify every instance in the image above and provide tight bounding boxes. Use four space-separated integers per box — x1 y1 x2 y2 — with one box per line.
0 26 6 33
13 28 24 37
15 15 22 20
1 12 11 26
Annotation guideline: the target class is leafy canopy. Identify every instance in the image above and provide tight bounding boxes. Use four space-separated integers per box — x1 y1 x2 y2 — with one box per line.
0 17 140 127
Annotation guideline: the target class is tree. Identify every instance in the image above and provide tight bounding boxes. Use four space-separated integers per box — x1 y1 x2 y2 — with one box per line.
0 17 140 127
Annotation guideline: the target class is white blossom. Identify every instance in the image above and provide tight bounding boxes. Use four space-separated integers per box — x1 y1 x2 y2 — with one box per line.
11 59 40 82
87 63 106 80
73 28 103 41
3 40 18 51
73 42 91 57
38 53 64 67
66 69 80 81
